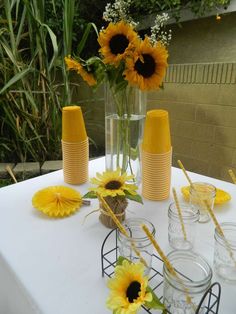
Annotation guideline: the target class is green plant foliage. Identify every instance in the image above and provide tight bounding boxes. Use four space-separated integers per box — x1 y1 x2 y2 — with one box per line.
45 0 108 58
0 0 107 164
0 0 100 163
0 0 63 163
130 0 231 20
0 178 13 188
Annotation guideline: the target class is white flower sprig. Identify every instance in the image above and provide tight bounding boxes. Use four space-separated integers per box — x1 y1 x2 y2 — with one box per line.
150 13 172 46
103 0 138 28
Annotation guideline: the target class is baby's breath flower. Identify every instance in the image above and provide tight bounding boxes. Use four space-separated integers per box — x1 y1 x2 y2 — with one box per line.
103 0 138 28
150 13 172 46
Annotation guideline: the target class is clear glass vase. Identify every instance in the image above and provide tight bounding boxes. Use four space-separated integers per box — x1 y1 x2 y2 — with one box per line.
105 84 146 184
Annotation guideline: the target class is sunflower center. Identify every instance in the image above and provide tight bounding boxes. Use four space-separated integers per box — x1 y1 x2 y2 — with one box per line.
126 281 141 303
105 180 122 190
134 54 156 78
109 34 129 55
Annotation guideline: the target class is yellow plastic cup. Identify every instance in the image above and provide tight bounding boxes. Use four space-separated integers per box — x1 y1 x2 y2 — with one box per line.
142 109 171 154
62 106 87 142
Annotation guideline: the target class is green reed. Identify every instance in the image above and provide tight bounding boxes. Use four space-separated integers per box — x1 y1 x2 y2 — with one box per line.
0 0 77 163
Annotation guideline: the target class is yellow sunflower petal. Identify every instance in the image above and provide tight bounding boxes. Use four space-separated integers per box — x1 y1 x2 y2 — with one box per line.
89 168 134 197
32 186 82 217
106 260 149 314
98 21 138 66
124 37 168 91
64 56 81 71
90 177 102 185
64 56 96 86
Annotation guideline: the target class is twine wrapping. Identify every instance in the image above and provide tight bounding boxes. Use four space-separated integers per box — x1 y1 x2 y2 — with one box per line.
99 196 127 229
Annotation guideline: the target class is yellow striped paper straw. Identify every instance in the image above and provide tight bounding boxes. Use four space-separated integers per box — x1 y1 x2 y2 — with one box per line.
178 160 236 267
172 188 187 241
204 199 236 267
98 194 147 267
177 160 193 187
142 224 176 275
228 169 236 184
142 224 193 306
177 159 208 216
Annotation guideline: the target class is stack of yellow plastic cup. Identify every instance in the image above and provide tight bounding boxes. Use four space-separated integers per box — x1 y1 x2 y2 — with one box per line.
62 106 89 185
142 109 172 200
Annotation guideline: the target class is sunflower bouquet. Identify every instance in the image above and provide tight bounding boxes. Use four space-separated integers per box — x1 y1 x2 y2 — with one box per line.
83 168 142 228
65 0 171 90
65 0 171 181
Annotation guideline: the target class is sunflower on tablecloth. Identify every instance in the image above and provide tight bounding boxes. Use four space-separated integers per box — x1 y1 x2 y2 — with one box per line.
83 168 142 228
106 257 165 314
89 168 138 197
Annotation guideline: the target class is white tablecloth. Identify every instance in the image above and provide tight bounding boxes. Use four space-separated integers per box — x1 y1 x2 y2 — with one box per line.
0 157 236 314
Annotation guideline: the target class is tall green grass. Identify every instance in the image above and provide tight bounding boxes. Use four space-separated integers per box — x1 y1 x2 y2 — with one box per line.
0 0 76 163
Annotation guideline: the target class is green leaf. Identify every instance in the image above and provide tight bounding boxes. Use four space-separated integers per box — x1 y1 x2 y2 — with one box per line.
40 22 58 71
0 68 32 94
77 22 98 55
125 193 143 204
83 191 97 199
86 56 102 65
116 256 128 266
130 147 139 161
145 286 166 311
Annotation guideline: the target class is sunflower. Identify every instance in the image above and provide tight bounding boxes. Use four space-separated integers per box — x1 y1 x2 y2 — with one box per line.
98 21 138 66
32 186 82 217
124 37 168 91
64 56 96 86
106 260 152 314
89 168 138 197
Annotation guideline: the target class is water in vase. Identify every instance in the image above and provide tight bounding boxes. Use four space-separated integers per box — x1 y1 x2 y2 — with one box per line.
105 113 145 184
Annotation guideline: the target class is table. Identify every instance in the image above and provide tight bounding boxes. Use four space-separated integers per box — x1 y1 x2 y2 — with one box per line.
0 157 236 314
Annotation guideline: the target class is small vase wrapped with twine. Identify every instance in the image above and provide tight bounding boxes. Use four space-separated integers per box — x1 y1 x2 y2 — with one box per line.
83 168 143 228
99 195 128 229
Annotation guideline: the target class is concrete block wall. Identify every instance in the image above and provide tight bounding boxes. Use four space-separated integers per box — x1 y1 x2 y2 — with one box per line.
147 12 236 182
71 80 105 156
148 83 236 182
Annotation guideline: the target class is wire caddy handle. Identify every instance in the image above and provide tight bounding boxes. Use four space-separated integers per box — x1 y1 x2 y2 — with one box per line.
101 228 221 314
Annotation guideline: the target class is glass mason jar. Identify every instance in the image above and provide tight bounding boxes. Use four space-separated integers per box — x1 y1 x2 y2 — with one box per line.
105 84 147 184
168 202 199 250
117 218 155 275
163 250 212 314
189 182 216 223
214 222 236 282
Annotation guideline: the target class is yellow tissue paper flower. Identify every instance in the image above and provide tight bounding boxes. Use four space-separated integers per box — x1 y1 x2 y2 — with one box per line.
32 186 82 217
181 186 231 205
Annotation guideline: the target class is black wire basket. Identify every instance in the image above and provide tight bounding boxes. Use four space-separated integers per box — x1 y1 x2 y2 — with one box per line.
101 228 221 314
